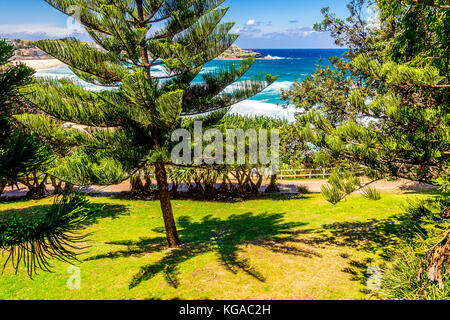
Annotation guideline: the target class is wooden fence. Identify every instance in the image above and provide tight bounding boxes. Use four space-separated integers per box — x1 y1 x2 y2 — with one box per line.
277 168 332 179
277 168 364 180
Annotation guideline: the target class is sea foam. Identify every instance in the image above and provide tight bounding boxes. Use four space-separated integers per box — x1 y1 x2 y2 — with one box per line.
229 99 298 122
33 64 298 118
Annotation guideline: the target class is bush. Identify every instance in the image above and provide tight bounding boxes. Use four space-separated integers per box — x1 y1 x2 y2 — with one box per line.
403 198 435 221
381 198 450 300
321 184 345 205
321 171 360 204
381 245 450 300
361 186 381 201
296 185 310 194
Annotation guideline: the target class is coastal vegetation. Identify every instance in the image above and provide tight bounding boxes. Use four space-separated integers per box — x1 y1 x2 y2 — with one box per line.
283 0 449 297
13 0 277 251
0 0 449 300
0 41 53 198
6 39 262 62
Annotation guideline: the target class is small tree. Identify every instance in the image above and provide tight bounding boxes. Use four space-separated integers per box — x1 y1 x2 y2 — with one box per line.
168 114 285 198
16 0 276 247
284 0 449 289
284 0 449 187
0 40 53 197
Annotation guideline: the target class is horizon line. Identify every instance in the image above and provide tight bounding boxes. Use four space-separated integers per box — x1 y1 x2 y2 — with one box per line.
244 48 347 50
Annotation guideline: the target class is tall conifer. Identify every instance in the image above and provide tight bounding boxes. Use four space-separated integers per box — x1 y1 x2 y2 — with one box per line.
15 0 276 247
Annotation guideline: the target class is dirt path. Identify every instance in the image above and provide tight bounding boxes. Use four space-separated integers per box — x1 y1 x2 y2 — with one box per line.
0 178 438 199
276 178 438 193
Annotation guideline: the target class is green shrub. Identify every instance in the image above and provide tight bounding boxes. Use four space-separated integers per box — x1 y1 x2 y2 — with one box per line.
321 184 345 205
361 186 381 201
381 197 450 300
403 198 434 221
0 192 96 276
381 245 450 300
321 170 360 204
296 185 310 194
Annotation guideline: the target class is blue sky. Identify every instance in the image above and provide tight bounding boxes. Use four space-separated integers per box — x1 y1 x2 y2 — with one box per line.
0 0 350 48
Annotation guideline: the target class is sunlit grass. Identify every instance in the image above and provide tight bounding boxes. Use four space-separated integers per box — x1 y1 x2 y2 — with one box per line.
0 192 432 300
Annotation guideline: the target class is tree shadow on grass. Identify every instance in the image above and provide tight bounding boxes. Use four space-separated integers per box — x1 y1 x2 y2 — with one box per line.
0 203 129 228
263 193 310 201
83 203 130 225
86 212 320 289
309 207 447 294
316 210 436 260
339 253 377 287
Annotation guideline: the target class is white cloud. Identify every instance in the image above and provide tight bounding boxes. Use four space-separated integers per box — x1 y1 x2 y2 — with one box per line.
233 23 317 39
0 23 86 38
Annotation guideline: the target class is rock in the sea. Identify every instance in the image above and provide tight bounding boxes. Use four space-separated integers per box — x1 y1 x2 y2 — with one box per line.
217 45 262 59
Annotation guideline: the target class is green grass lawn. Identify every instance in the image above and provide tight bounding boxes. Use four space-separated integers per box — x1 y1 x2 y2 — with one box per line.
0 192 431 300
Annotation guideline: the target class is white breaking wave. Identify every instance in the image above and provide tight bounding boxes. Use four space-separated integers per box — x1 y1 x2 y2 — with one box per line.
200 65 220 73
33 65 299 120
264 55 302 60
35 65 106 91
221 80 294 95
229 100 298 122
264 55 283 60
260 81 294 93
35 65 74 79
150 64 167 78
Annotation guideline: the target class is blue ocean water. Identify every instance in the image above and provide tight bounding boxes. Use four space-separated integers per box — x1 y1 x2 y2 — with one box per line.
35 49 347 121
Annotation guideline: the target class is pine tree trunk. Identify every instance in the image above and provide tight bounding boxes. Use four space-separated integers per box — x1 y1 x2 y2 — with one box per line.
0 179 6 196
265 174 280 193
143 170 153 193
255 172 263 193
63 182 74 192
26 182 47 198
130 173 144 193
50 176 62 195
154 162 181 248
423 228 450 289
442 207 450 219
171 180 179 197
24 173 47 198
217 176 229 195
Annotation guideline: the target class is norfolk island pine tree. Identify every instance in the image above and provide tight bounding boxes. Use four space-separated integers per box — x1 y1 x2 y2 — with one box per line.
283 0 450 287
14 0 277 248
283 0 449 186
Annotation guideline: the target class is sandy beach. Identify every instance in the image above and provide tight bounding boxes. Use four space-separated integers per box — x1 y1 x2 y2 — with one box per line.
12 57 265 71
14 58 65 70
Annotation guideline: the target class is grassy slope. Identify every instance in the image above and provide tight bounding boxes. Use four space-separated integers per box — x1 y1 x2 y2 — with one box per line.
0 192 427 300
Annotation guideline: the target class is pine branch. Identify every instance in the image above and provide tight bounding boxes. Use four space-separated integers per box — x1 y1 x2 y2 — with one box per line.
0 192 97 277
